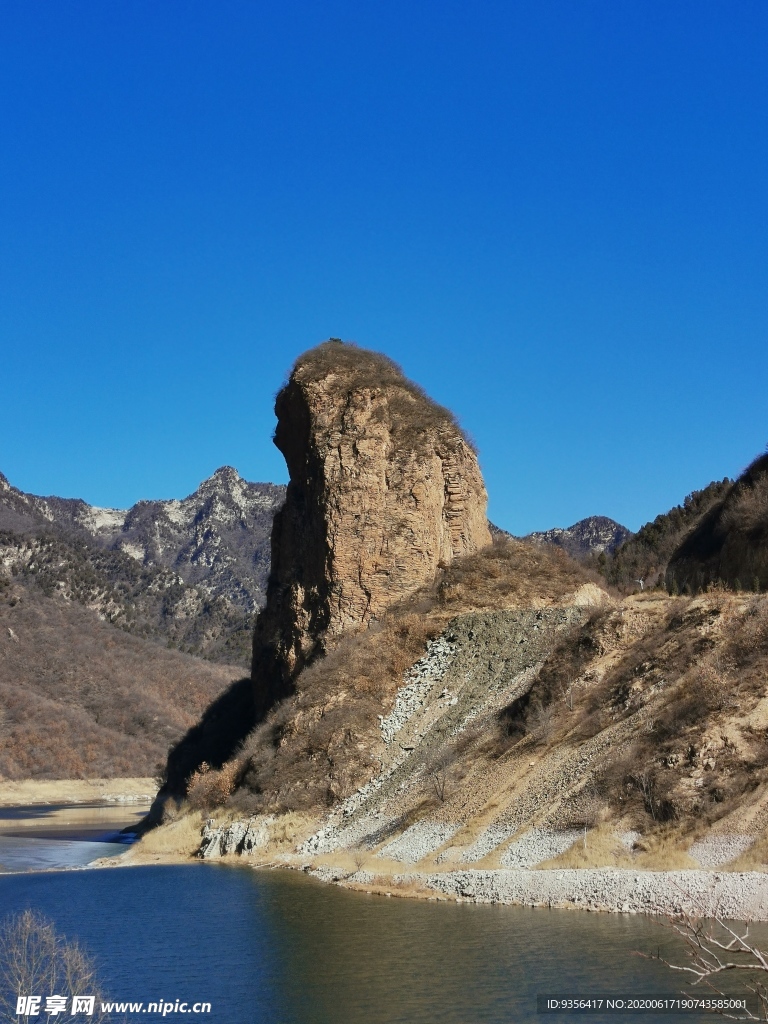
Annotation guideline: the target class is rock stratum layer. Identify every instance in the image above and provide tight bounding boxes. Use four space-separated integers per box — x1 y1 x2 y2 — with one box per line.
251 340 491 710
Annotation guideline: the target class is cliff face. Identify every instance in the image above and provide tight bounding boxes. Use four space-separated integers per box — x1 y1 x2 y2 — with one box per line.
251 341 491 710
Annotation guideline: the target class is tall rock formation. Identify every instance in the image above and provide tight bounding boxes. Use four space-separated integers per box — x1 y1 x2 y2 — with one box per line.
252 340 491 711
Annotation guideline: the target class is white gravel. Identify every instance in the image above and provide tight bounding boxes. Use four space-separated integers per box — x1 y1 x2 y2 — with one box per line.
689 835 755 868
459 822 517 862
500 828 583 868
396 868 768 919
620 831 641 850
379 634 458 744
377 822 460 864
301 810 399 854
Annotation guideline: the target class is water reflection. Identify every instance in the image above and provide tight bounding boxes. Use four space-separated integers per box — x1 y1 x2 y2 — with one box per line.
0 865 765 1023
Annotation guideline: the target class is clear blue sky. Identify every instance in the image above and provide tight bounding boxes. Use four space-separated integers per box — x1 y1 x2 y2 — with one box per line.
2 1 766 534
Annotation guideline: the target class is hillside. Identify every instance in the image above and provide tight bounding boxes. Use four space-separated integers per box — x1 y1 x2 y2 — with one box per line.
601 478 732 589
0 529 253 666
0 575 239 779
0 468 286 666
164 549 768 881
667 451 768 593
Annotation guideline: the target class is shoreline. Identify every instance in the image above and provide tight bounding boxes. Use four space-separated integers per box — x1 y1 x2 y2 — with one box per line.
6 840 768 921
0 778 158 806
326 866 768 919
102 844 768 920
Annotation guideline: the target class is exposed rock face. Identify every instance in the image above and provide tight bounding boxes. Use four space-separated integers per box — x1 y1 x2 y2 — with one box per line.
526 516 631 560
251 341 491 710
0 468 284 613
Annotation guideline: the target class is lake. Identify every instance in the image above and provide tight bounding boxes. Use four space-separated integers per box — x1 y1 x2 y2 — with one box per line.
0 806 763 1023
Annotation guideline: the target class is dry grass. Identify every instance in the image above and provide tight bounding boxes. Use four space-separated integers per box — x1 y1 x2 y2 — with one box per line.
432 537 605 613
727 836 768 873
287 340 472 451
0 778 156 805
539 825 698 870
131 809 204 857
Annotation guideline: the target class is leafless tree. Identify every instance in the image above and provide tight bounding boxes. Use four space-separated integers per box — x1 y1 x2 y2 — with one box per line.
426 750 453 802
0 910 114 1023
644 909 768 1020
350 846 367 874
529 701 555 744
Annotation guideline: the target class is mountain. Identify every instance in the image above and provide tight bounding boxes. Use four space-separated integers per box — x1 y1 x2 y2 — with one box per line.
0 467 285 612
0 573 239 779
667 452 768 593
526 515 631 560
0 468 285 667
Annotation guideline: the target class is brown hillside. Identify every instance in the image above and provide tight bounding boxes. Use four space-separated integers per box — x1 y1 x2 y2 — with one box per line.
667 451 768 593
0 577 238 779
177 537 603 813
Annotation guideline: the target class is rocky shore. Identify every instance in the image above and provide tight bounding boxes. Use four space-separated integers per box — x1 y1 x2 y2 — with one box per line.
309 865 768 920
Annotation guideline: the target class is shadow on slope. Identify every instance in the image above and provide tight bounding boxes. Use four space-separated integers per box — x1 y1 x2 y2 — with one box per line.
144 677 258 825
667 451 768 593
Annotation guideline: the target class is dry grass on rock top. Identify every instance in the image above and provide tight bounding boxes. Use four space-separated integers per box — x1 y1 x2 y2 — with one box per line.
288 339 471 450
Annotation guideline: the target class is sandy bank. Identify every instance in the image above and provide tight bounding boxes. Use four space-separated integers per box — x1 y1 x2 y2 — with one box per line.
0 778 158 806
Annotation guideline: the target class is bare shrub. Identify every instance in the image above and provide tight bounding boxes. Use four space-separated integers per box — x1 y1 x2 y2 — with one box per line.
0 910 113 1022
350 846 367 873
187 759 244 811
648 909 768 1018
425 750 454 802
724 470 768 533
528 701 555 744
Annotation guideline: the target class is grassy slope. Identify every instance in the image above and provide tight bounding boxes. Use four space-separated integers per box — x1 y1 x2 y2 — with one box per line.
0 578 239 779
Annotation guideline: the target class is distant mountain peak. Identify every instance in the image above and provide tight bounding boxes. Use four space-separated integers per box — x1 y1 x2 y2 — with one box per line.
526 515 632 560
0 467 286 615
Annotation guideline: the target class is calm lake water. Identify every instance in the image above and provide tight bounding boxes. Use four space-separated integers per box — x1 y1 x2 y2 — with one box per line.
0 807 763 1023
2 863 761 1024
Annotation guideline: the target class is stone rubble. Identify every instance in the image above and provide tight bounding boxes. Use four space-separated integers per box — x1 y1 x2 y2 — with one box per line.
688 834 755 868
377 822 460 864
397 868 768 919
199 816 274 859
500 828 584 868
378 634 458 743
459 822 518 863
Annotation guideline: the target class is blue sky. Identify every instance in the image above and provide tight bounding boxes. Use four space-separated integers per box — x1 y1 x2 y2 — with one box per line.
2 1 766 534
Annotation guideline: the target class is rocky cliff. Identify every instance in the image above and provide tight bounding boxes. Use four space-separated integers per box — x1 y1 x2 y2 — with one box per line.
251 340 491 710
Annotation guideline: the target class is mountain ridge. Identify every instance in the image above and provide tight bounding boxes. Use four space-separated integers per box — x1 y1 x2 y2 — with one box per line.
0 467 285 613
